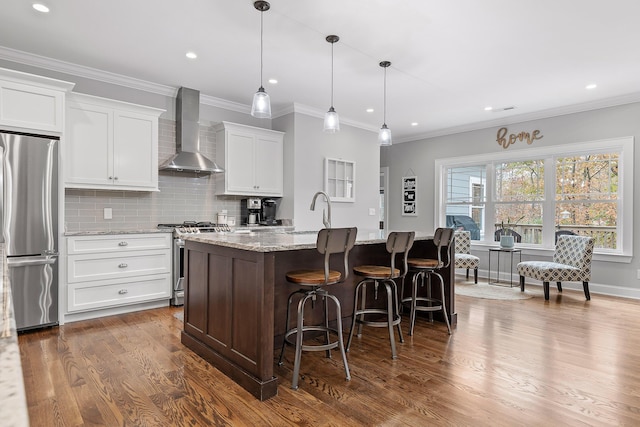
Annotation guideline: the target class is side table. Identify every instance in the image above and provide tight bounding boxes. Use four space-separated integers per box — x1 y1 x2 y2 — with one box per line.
488 247 522 287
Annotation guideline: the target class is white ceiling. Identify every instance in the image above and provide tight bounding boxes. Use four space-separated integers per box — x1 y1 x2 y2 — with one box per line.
2 0 640 142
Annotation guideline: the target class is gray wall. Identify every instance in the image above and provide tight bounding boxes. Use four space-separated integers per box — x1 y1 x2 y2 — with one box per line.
382 103 640 298
274 113 380 231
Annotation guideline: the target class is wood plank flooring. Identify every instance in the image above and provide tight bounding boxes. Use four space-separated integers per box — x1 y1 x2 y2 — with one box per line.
19 280 640 426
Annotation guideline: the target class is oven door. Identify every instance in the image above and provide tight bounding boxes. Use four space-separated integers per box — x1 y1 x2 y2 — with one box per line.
171 238 185 306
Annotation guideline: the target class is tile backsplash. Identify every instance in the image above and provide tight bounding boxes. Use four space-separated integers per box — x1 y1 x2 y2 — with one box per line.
64 118 243 232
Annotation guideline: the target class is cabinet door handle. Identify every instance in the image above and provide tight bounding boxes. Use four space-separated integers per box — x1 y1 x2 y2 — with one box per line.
118 289 128 294
118 241 128 246
118 263 128 268
114 176 118 180
108 176 113 180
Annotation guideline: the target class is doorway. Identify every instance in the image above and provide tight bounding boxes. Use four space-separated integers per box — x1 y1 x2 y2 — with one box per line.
380 167 389 230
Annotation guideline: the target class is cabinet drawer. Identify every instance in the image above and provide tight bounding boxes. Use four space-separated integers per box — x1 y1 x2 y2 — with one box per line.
67 234 171 254
68 275 171 312
67 250 171 283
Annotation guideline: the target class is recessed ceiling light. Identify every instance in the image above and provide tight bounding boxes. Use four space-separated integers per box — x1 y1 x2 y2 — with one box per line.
268 78 278 84
411 122 418 126
185 51 197 59
366 108 374 113
32 3 49 13
484 106 493 111
586 83 597 90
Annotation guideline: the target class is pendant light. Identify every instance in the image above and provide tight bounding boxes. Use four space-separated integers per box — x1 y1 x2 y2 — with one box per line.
251 1 271 118
323 35 340 132
378 61 392 146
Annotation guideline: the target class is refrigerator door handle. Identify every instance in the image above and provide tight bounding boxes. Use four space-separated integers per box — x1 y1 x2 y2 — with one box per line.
7 256 57 268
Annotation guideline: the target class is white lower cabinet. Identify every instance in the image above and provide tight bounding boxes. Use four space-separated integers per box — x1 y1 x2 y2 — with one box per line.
66 233 172 316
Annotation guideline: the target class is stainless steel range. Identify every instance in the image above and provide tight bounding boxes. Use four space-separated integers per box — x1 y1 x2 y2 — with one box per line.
158 221 231 306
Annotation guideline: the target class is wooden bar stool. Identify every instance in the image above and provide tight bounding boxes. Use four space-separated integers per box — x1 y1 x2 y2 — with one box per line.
347 231 414 359
277 227 357 390
402 228 454 336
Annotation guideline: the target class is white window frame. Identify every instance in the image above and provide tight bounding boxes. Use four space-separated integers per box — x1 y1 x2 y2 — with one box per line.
434 136 633 263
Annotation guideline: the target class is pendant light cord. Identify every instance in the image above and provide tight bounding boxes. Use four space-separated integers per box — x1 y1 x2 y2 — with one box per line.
330 41 334 107
260 10 264 88
383 65 387 124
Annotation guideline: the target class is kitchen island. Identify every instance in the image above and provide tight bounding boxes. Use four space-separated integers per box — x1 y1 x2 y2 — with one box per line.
180 229 455 400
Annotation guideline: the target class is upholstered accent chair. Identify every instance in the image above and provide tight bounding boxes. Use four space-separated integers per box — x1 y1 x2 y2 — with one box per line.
517 235 595 301
454 231 479 283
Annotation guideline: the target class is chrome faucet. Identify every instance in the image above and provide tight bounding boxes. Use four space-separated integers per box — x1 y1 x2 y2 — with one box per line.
310 191 332 229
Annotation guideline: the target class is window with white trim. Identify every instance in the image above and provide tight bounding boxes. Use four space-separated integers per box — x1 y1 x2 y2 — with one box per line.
435 137 632 256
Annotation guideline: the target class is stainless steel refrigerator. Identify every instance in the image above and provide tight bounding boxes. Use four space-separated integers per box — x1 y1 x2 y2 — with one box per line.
1 131 59 331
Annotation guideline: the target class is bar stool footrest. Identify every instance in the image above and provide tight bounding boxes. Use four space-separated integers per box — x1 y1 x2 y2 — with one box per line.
353 309 402 328
282 326 343 353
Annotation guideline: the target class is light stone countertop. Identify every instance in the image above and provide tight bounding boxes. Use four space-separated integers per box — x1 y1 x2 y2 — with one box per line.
65 228 174 236
0 244 30 427
183 229 434 252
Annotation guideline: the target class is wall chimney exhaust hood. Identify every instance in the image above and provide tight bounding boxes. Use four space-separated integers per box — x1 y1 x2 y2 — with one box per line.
160 87 224 174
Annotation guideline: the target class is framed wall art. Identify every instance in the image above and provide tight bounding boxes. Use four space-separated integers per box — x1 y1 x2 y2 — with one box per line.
402 176 417 216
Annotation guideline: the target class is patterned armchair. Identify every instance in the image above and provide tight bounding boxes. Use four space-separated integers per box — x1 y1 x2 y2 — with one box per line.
454 230 479 283
517 235 594 301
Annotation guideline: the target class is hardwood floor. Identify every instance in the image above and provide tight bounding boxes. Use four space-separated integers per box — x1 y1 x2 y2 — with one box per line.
19 280 640 426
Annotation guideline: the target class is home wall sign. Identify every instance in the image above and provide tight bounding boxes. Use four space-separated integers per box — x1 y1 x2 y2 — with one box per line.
496 127 543 149
402 176 417 216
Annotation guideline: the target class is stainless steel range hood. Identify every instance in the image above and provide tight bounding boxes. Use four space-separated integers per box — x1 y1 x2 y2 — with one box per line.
160 87 224 174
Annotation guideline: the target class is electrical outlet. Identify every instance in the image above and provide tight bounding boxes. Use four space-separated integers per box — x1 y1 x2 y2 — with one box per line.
369 208 376 216
104 207 113 220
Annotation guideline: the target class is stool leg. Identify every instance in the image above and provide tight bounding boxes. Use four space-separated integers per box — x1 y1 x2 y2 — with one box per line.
433 272 451 334
322 292 332 359
409 272 421 336
346 280 365 352
426 272 433 322
278 290 298 366
392 280 404 344
357 281 368 337
383 280 398 359
325 293 350 381
291 292 312 390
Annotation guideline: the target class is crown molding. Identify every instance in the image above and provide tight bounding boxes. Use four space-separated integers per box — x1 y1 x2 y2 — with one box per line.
0 46 255 113
396 91 640 144
3 46 639 142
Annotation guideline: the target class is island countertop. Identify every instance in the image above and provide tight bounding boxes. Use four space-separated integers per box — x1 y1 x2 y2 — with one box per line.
182 228 434 252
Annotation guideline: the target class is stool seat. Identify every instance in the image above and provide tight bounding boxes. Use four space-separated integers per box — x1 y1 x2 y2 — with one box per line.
407 258 439 268
347 231 414 359
352 265 399 279
286 269 342 285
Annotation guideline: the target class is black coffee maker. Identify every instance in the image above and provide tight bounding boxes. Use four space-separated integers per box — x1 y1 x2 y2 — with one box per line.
260 198 278 225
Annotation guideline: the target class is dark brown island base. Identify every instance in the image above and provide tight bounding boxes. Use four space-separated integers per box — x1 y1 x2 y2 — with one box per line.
180 230 454 401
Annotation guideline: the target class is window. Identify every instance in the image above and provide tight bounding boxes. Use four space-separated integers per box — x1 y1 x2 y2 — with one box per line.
435 137 633 257
445 165 486 239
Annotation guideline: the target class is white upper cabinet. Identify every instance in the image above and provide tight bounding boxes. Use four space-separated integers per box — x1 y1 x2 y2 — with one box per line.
214 121 284 196
0 67 74 134
65 93 164 191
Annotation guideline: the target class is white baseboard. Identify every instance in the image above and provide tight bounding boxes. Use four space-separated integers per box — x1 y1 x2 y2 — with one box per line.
61 300 170 324
455 268 640 300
